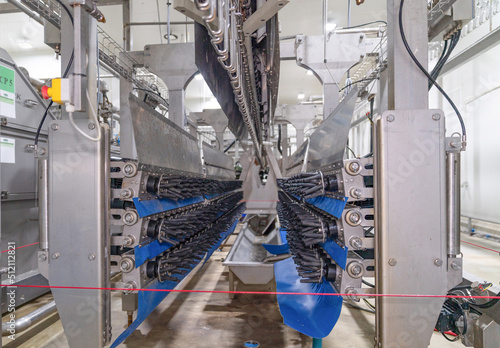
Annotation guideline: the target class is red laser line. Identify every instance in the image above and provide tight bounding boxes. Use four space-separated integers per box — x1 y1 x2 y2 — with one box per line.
1 284 499 300
1 242 39 254
461 240 500 254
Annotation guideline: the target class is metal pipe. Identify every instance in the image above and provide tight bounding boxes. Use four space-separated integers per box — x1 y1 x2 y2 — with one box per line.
446 151 461 257
335 28 382 34
2 301 57 336
6 0 43 25
38 158 49 251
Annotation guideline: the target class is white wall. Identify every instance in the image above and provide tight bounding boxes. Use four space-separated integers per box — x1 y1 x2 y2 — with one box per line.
430 42 500 224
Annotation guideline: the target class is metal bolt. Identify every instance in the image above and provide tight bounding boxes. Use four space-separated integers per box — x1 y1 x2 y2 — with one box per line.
432 113 441 120
123 164 135 175
451 261 461 270
51 124 59 131
350 187 362 199
347 262 363 278
388 258 397 266
350 237 363 249
120 258 134 272
120 189 133 199
348 212 361 224
88 123 96 130
434 258 443 267
124 213 134 223
349 161 361 173
51 252 60 260
39 254 47 262
88 253 96 261
386 114 395 122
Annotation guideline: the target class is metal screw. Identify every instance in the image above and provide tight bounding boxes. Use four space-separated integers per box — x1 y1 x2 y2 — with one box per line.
386 114 395 122
51 252 60 260
388 258 397 266
350 187 362 199
348 212 361 224
39 254 47 262
88 253 96 261
350 237 363 249
124 212 135 223
434 258 443 267
432 113 441 121
451 261 461 270
51 124 59 131
88 123 96 130
123 164 135 175
349 161 361 173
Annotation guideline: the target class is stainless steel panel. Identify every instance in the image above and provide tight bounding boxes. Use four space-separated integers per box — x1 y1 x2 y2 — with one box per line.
285 88 358 175
202 142 234 180
48 120 110 348
129 94 203 174
374 109 448 348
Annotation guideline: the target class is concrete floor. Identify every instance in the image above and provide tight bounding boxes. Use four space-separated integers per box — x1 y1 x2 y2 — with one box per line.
2 231 499 348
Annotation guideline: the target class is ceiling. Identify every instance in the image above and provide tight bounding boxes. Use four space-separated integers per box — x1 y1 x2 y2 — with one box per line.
0 0 387 110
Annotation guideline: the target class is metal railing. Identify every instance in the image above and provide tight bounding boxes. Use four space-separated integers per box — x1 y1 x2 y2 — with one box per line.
17 0 169 109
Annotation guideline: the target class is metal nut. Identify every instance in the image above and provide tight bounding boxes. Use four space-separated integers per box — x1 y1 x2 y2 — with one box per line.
123 211 138 226
388 258 397 266
432 113 441 121
347 261 363 278
349 237 363 250
51 124 59 131
346 161 362 175
120 188 134 199
386 114 395 122
51 252 60 260
350 187 362 199
346 210 362 226
88 253 96 261
88 123 96 130
122 163 137 177
434 258 443 267
39 254 47 262
120 257 135 273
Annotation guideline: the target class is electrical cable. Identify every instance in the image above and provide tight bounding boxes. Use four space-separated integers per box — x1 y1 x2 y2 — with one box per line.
340 20 387 29
34 0 75 148
69 90 102 142
362 279 375 288
399 0 466 143
339 78 378 92
224 139 236 153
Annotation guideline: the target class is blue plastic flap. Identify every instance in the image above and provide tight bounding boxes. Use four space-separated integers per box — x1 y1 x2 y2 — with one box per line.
320 239 348 270
110 276 180 348
111 219 240 347
274 257 342 338
134 240 173 268
304 196 348 219
262 229 290 255
133 196 205 218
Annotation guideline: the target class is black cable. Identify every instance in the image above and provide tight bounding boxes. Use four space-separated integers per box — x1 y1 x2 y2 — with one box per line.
34 0 75 147
469 290 500 309
429 31 461 90
429 39 448 89
339 78 378 92
224 139 236 153
362 279 375 288
341 20 387 30
441 331 460 342
399 0 466 139
277 125 282 155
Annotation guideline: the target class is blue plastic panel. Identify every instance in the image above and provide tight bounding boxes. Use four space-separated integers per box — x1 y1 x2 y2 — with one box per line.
274 257 342 338
320 239 348 270
304 196 348 219
262 229 289 255
111 219 240 347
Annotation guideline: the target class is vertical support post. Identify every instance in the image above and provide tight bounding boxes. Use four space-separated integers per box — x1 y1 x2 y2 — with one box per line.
447 151 461 257
374 1 450 347
168 89 186 128
38 157 49 251
281 123 288 174
123 0 131 51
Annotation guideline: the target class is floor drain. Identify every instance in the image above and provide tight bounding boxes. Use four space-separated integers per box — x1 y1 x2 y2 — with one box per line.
244 341 260 348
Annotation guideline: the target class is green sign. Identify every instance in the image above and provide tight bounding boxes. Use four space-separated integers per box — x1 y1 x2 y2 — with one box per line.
0 64 15 118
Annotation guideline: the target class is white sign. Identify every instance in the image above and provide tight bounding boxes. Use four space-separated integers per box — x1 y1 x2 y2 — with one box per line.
1 137 15 163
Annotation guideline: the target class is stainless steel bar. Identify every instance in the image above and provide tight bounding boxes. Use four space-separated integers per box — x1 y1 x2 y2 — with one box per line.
126 21 194 26
6 0 44 25
1 301 57 336
447 152 461 257
38 158 49 251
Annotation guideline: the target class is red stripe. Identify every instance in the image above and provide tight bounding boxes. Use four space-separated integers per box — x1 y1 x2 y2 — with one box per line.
1 242 39 253
461 240 500 254
1 284 499 300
